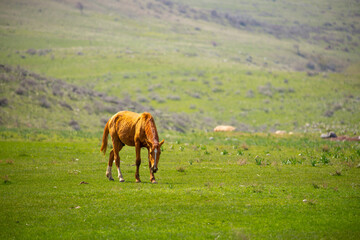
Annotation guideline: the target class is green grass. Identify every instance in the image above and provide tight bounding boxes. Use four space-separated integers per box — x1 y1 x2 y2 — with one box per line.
0 130 359 239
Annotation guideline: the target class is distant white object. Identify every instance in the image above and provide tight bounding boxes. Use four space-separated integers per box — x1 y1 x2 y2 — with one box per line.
275 130 287 135
320 132 337 139
214 125 236 132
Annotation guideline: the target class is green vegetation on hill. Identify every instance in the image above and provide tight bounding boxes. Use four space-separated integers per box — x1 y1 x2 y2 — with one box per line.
0 0 359 134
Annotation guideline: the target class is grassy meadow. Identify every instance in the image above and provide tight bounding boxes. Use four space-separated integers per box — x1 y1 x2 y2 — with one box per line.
0 130 359 239
1 0 360 239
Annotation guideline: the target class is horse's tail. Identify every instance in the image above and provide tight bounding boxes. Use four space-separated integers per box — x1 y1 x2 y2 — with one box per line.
100 120 110 155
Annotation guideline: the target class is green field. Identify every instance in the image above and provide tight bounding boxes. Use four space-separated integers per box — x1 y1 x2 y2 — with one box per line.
0 130 359 239
1 0 360 239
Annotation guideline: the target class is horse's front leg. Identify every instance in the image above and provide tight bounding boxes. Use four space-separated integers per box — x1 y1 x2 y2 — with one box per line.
135 142 141 183
149 160 157 184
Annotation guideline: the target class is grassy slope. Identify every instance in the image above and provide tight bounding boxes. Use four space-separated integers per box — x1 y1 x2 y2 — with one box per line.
0 0 360 133
0 131 359 239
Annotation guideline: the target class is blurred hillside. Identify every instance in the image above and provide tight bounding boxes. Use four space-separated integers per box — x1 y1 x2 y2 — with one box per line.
0 0 359 133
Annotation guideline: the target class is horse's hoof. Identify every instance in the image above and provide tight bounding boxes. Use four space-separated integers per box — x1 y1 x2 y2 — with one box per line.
109 177 114 181
151 180 158 184
119 178 125 182
136 179 141 183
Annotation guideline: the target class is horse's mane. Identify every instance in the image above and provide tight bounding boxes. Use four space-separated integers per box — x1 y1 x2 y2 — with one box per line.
142 113 159 147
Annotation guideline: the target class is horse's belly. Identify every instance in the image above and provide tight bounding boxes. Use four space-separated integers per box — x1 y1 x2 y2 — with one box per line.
116 130 136 146
120 137 135 146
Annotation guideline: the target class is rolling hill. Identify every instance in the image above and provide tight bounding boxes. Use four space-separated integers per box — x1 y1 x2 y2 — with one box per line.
0 0 359 133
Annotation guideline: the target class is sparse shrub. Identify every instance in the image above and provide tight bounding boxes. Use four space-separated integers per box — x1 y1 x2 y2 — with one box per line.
324 110 334 117
137 96 149 103
26 49 37 55
190 92 201 99
258 83 273 97
288 88 295 93
212 87 223 93
246 90 254 98
0 98 8 107
37 49 52 56
150 94 166 103
39 96 51 108
76 2 84 14
59 101 73 111
215 80 223 86
69 120 80 131
306 62 316 70
52 87 63 97
167 95 181 101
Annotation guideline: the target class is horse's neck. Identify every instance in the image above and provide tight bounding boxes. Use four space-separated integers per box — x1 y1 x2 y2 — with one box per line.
144 120 159 146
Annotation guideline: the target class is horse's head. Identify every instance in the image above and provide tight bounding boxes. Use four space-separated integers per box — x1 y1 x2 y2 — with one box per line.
149 139 165 173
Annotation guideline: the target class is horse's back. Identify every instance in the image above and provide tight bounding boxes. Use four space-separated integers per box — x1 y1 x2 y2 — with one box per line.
108 111 141 146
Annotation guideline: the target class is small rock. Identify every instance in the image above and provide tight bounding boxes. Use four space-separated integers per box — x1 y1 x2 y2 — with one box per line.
321 132 337 139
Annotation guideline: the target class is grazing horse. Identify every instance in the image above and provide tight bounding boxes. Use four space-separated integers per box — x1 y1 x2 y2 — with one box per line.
100 111 164 183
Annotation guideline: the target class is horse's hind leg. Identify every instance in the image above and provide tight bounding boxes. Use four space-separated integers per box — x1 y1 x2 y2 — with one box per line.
106 149 115 181
114 143 125 182
111 135 125 182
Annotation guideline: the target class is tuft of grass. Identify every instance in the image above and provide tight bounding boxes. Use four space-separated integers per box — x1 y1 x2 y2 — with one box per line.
320 154 330 165
310 159 317 167
237 159 247 166
5 159 14 165
176 166 186 172
331 170 342 176
322 145 330 152
255 156 263 165
221 150 229 155
303 199 317 205
241 143 249 151
2 175 11 184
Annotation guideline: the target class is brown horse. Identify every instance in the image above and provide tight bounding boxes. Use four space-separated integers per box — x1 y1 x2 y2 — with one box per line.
100 111 164 183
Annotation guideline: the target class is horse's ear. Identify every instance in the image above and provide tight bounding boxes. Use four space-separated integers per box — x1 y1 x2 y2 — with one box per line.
159 139 165 147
